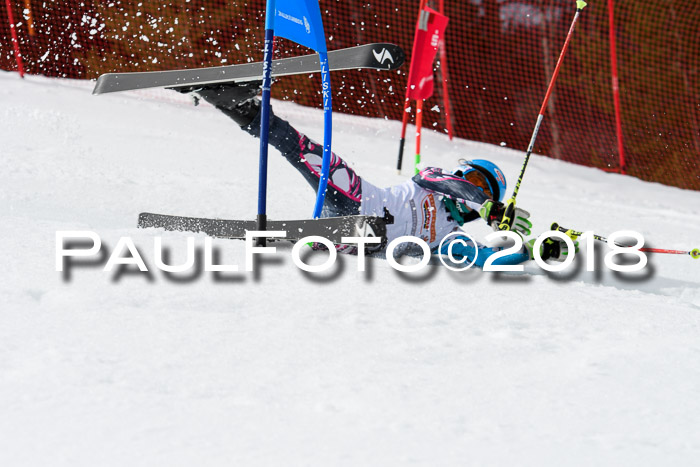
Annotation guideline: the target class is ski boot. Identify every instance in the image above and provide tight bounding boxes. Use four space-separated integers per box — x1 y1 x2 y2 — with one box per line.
175 81 262 127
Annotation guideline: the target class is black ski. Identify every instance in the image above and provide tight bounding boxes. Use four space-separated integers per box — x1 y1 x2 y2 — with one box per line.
138 211 391 248
93 43 404 95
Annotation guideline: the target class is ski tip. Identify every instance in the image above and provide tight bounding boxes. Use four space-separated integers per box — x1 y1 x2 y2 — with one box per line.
691 248 700 259
390 44 406 70
366 43 405 70
137 212 151 229
92 74 112 95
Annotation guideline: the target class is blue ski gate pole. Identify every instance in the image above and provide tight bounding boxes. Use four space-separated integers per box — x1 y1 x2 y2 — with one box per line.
256 0 276 246
312 52 332 218
259 0 331 230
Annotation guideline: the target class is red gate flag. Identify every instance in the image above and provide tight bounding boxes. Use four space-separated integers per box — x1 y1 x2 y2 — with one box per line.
406 7 448 100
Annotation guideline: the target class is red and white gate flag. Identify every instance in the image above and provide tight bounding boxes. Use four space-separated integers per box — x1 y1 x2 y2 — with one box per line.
406 7 449 100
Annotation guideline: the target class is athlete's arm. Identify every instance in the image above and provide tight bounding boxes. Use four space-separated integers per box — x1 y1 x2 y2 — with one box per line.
412 167 491 212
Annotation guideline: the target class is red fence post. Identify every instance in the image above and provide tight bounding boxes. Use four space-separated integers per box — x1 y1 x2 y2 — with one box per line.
4 0 25 77
415 99 424 174
22 0 37 52
608 0 626 174
438 0 453 140
396 0 428 174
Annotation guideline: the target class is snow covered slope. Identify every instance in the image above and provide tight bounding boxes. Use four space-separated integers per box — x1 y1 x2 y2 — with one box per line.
1 71 699 466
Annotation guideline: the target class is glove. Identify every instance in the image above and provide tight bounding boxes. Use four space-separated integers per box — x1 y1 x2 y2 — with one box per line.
525 229 580 262
479 200 532 237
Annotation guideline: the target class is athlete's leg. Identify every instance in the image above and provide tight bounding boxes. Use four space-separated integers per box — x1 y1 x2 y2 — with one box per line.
242 109 363 217
178 82 364 217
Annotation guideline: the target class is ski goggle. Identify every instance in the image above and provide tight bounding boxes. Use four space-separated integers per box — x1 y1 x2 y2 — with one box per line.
453 164 494 198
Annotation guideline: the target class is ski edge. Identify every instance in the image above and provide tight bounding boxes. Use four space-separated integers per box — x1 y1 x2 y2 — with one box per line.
137 212 389 246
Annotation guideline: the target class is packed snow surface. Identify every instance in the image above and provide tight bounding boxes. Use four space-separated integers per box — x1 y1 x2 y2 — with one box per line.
2 72 700 466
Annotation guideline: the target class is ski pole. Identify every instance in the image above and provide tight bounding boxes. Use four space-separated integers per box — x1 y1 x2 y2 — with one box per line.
498 0 587 231
551 222 700 259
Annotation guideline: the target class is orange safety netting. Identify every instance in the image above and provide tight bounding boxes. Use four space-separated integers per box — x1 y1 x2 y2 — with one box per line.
2 0 698 190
